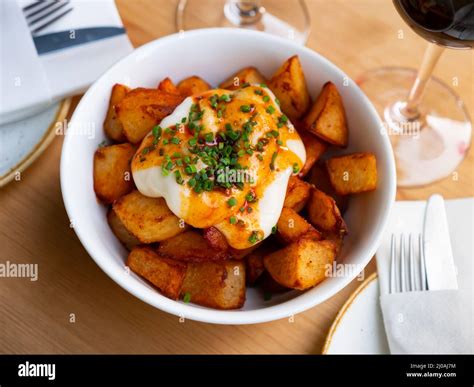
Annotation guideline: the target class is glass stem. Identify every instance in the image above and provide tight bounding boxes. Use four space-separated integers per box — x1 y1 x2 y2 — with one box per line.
225 0 263 26
401 42 444 120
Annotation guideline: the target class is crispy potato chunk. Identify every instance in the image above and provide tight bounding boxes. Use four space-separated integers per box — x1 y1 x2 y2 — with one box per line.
277 207 321 244
203 227 230 252
107 208 140 250
219 66 267 90
93 143 135 204
113 190 187 243
264 239 336 290
307 164 349 213
306 187 347 235
127 246 187 300
303 82 348 147
298 130 327 177
157 77 181 95
284 176 311 212
268 55 311 120
176 76 211 96
103 84 130 142
116 88 184 144
181 260 246 309
202 227 260 260
158 230 229 262
326 152 377 195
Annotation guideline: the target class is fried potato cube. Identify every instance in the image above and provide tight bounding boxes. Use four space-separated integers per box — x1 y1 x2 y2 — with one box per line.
245 251 266 285
203 227 259 260
93 143 135 204
107 208 140 250
264 239 336 290
116 88 184 144
219 66 267 90
307 164 349 213
176 76 211 96
277 207 321 245
127 246 187 300
284 176 311 212
157 77 181 95
181 260 246 309
306 187 347 235
103 83 130 142
113 190 188 243
303 82 348 147
326 152 377 195
158 230 229 262
299 130 328 177
268 55 311 120
203 227 230 252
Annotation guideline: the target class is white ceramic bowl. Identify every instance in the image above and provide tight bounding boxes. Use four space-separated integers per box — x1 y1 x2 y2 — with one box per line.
61 28 396 324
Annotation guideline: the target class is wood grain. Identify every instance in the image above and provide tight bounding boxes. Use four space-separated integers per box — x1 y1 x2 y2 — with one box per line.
1 0 472 354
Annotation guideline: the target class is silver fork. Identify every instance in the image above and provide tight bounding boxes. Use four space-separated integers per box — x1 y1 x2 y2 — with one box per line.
23 0 73 35
389 233 428 294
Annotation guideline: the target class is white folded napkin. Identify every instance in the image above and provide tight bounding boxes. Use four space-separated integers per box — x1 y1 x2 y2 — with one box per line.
0 0 133 124
376 198 473 354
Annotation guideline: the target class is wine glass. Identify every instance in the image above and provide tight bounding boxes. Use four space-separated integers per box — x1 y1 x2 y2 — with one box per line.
358 0 473 187
176 0 311 45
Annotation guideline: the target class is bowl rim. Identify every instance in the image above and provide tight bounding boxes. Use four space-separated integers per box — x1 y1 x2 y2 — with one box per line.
60 27 396 325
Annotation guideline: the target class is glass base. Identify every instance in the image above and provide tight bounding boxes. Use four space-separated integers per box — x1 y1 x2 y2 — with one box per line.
176 0 311 45
357 67 472 187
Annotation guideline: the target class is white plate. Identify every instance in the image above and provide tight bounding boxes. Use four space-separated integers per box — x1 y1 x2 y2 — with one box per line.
0 99 71 187
323 273 390 354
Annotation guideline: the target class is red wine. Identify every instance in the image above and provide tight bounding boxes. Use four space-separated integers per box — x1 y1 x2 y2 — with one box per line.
393 0 474 48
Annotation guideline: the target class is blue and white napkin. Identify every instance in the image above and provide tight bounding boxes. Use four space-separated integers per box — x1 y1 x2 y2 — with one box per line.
0 0 133 124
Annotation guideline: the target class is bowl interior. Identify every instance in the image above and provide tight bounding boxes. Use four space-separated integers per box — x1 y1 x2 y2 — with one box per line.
61 29 395 324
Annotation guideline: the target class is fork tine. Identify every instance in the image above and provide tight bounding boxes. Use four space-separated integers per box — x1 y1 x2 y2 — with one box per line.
30 6 72 34
390 234 396 293
400 234 406 292
24 1 58 19
23 0 46 12
408 234 416 291
419 234 428 291
27 1 69 27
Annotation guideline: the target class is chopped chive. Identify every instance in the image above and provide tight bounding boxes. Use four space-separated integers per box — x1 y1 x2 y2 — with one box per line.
184 164 197 175
183 292 191 303
205 133 214 142
240 105 251 113
266 105 275 114
229 216 237 225
271 225 278 234
152 125 162 138
219 94 231 102
262 95 270 103
170 137 180 145
270 151 278 170
292 163 300 174
188 177 196 187
248 231 259 244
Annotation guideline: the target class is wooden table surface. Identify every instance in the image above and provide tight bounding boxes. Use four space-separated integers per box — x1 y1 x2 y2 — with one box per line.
1 0 472 354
